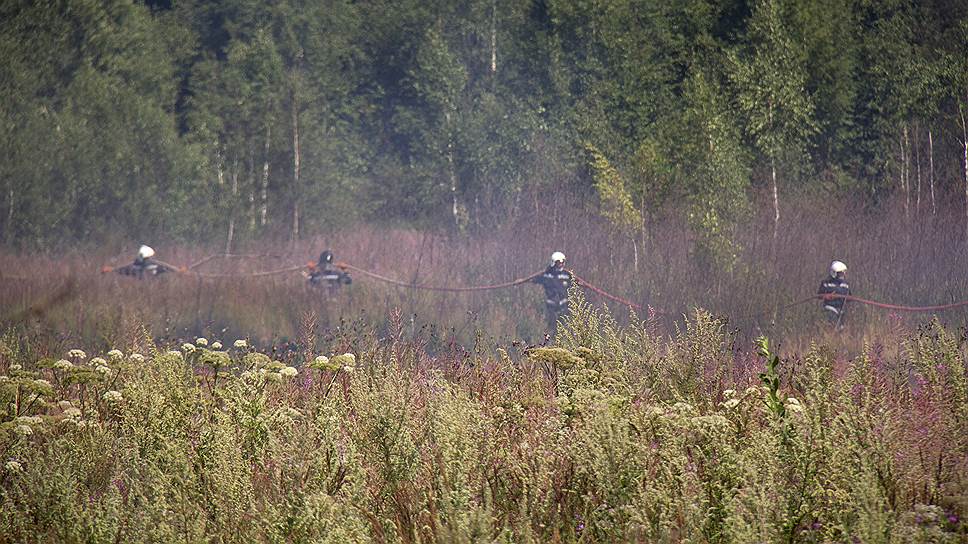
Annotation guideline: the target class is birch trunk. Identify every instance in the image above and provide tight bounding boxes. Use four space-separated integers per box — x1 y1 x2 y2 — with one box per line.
5 188 13 242
226 164 238 254
446 111 459 230
632 235 638 274
961 106 968 240
248 151 256 230
915 124 921 215
490 0 497 75
215 143 225 186
261 123 270 226
771 155 779 241
902 125 910 221
291 85 300 242
249 190 256 230
215 147 226 249
928 128 935 215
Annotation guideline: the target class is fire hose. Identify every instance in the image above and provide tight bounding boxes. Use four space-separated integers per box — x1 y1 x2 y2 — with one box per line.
98 254 968 316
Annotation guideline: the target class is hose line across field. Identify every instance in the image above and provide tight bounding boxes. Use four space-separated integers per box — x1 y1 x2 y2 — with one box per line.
338 262 543 292
98 254 968 317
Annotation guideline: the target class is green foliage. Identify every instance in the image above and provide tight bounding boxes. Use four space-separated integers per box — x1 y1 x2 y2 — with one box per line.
1 305 967 541
2 0 968 244
729 0 817 164
586 143 641 236
756 336 786 422
677 67 750 272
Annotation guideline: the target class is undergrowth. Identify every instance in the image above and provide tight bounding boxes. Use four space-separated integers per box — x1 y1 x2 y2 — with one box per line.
0 291 964 543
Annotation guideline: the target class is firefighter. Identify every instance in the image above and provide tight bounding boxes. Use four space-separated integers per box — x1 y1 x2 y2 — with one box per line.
116 245 172 279
308 250 352 292
533 251 572 330
818 260 850 327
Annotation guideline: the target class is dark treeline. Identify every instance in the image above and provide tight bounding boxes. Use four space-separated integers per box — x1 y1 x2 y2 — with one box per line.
2 0 967 260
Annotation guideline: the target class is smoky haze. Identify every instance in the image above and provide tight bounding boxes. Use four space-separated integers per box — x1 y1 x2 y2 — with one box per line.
3 193 967 353
2 1 968 349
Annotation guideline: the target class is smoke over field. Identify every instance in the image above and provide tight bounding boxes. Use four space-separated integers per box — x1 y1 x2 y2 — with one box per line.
1 198 967 541
3 195 967 352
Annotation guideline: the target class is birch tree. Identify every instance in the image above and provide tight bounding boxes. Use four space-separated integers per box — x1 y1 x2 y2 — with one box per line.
729 0 816 242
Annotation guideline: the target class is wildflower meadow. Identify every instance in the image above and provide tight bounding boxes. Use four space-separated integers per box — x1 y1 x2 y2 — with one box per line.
0 290 964 543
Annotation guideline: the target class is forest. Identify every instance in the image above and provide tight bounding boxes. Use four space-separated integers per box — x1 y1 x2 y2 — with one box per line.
1 0 967 261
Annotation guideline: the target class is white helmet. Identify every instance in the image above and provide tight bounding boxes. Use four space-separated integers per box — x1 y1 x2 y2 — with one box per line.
138 245 155 259
551 251 566 264
829 260 847 276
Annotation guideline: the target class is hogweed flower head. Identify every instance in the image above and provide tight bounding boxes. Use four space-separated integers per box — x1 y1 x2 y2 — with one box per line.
233 339 248 349
211 341 223 350
90 357 106 366
67 349 86 360
129 353 144 363
95 365 111 375
195 337 208 346
182 343 196 353
53 359 74 371
280 366 298 378
107 349 123 361
103 390 123 403
14 424 33 436
330 353 357 369
310 355 339 371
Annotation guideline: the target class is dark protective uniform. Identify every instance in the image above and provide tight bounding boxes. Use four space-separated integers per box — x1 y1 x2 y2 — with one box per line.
817 275 850 324
309 251 352 291
533 264 573 329
116 257 171 279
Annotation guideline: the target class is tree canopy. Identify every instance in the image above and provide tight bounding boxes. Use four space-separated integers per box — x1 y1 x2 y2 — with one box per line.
2 0 966 250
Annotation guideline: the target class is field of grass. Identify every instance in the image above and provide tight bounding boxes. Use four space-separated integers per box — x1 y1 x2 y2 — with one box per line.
3 195 968 352
1 199 967 542
0 290 965 542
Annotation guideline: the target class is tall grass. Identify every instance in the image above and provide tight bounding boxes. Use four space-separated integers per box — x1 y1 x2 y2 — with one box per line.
2 193 967 352
0 290 964 542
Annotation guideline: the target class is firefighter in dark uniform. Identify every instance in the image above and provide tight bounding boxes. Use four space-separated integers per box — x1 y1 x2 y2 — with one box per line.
533 251 572 330
116 245 172 279
818 260 850 327
308 250 352 293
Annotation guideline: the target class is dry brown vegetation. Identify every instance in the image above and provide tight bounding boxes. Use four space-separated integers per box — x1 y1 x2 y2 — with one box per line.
2 194 967 357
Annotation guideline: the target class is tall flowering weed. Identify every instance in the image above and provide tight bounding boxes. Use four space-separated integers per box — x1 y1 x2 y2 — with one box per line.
0 297 964 542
